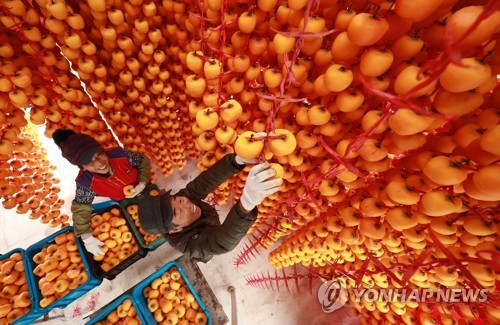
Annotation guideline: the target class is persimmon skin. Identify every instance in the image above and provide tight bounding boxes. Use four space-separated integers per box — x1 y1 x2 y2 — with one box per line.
388 109 435 136
331 32 363 63
234 131 264 159
378 11 413 43
466 139 500 166
432 89 484 116
359 49 394 77
359 218 386 240
273 34 296 54
337 89 364 113
324 64 353 92
394 65 438 98
385 179 420 205
391 35 424 61
395 0 444 22
446 6 500 48
453 123 483 149
386 207 419 231
420 190 463 217
422 156 468 186
238 11 257 33
358 139 388 162
479 125 500 156
347 13 389 47
472 165 500 197
335 9 356 31
439 58 492 93
463 176 498 201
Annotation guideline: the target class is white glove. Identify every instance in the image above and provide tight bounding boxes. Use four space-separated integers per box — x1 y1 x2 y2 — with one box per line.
240 162 283 211
81 233 105 256
235 132 267 166
235 155 259 165
126 182 146 198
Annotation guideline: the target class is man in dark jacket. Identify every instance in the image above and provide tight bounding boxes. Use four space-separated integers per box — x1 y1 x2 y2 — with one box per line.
138 153 282 262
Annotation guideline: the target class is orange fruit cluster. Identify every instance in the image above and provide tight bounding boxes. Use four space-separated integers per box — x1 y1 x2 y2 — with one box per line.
142 267 208 325
90 207 139 272
0 252 31 324
93 298 141 325
31 232 89 309
0 124 67 227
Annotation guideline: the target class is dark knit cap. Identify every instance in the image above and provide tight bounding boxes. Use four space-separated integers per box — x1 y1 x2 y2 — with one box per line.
53 129 104 166
138 190 174 234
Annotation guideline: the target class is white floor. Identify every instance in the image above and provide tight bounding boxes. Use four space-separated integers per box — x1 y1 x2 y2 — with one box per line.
0 131 360 325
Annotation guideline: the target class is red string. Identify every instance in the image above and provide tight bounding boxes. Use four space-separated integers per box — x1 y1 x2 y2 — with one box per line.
427 227 485 290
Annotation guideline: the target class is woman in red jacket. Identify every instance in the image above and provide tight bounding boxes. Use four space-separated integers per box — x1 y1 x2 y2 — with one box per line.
53 129 151 256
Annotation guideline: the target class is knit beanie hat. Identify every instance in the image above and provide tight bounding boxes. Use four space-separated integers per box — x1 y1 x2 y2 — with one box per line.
53 129 104 166
138 190 174 234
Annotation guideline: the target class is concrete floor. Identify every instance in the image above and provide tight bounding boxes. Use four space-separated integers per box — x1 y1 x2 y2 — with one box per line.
0 130 360 325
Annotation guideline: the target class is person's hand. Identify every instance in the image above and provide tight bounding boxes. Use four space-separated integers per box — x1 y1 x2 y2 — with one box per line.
126 182 146 198
235 132 266 165
81 234 105 256
240 162 282 211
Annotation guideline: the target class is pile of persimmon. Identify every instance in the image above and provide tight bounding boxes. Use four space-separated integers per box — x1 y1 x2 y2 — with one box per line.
142 267 208 325
31 231 89 308
125 203 162 245
0 2 195 177
89 207 139 272
0 124 68 228
93 298 142 325
0 251 31 324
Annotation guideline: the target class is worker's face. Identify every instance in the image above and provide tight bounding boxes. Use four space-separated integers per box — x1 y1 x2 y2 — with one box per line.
169 195 202 233
82 151 110 174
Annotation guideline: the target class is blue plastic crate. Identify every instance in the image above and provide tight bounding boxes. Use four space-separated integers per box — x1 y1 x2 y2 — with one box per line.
85 294 147 324
93 185 166 252
91 200 118 212
82 203 147 280
0 248 44 325
132 261 212 325
25 227 102 315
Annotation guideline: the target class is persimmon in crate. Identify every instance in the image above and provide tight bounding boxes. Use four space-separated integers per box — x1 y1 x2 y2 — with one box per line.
31 232 89 308
89 297 144 325
89 207 140 272
0 250 34 324
141 267 208 324
126 204 163 245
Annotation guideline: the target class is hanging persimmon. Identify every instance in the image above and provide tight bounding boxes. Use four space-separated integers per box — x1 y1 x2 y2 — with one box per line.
324 64 353 92
359 48 394 77
238 10 257 33
439 58 492 93
394 65 438 97
395 0 444 22
445 6 500 48
234 131 265 159
347 13 389 46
